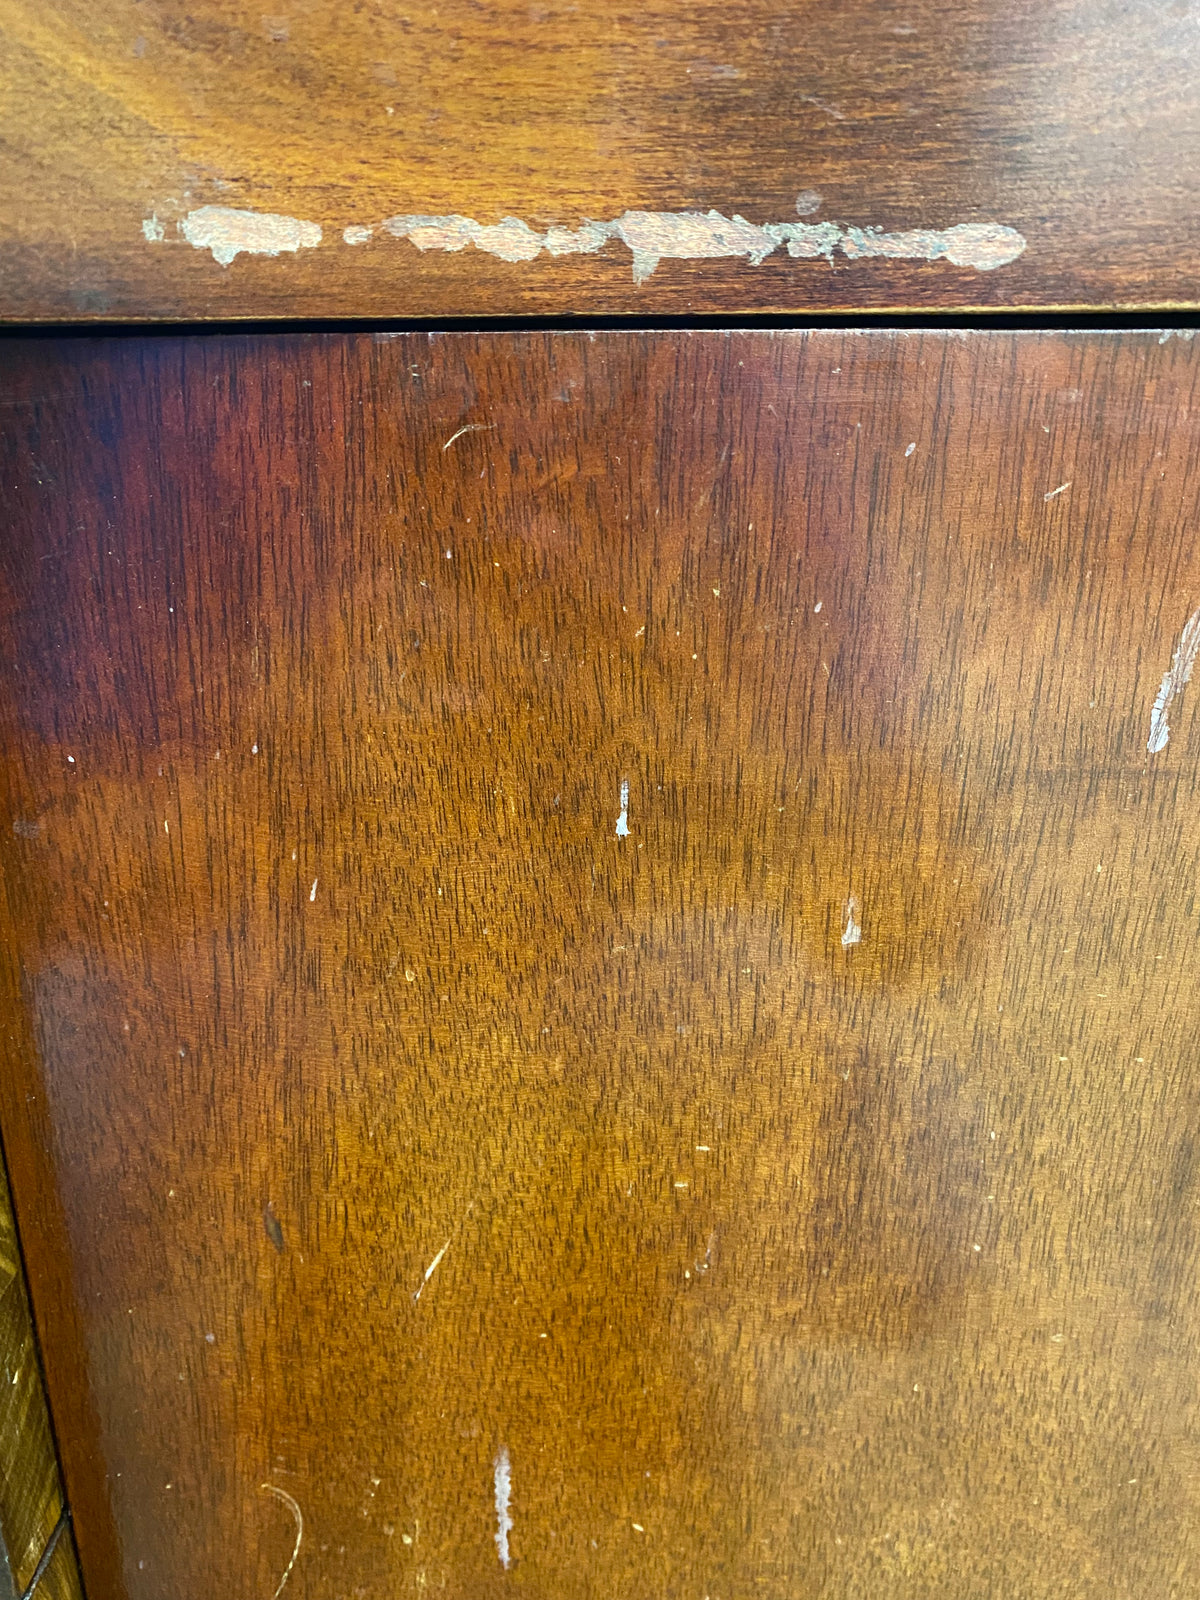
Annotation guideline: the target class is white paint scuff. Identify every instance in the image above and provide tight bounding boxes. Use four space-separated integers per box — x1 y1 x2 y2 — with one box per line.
841 895 862 948
359 208 1026 284
1148 606 1200 754
151 201 1024 281
261 1483 304 1599
494 1446 513 1570
615 778 631 838
412 1238 452 1303
179 207 322 266
443 422 495 451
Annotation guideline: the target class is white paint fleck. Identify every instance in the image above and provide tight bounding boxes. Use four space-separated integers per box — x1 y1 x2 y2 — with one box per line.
142 215 164 243
904 441 916 457
412 1238 452 1303
1044 481 1072 502
442 422 494 451
180 206 322 267
616 778 631 838
1148 605 1200 754
262 1483 304 1599
368 205 1025 282
841 895 862 948
309 879 318 902
494 1446 513 1569
814 600 823 613
343 224 374 245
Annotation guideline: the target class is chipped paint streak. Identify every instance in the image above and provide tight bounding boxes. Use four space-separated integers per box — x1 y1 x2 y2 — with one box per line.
493 1447 513 1569
841 894 862 949
381 213 550 262
364 207 1025 281
840 221 1026 271
179 206 321 266
1148 605 1200 754
155 200 1024 278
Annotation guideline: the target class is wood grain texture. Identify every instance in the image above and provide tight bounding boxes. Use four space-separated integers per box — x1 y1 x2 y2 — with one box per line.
0 1158 68 1593
4 328 1200 1599
0 0 1199 319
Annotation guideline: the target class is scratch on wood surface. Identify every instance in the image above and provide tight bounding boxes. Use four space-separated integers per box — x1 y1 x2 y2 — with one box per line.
841 894 862 948
1148 606 1200 754
263 1203 284 1253
494 1446 513 1569
442 423 495 451
412 1237 452 1302
261 1483 303 1599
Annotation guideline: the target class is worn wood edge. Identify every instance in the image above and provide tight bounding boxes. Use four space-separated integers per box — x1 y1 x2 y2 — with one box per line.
4 299 1200 329
0 917 113 1597
27 1519 83 1600
0 1151 70 1596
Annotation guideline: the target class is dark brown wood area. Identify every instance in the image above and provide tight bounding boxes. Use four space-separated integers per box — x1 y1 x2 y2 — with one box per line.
1 0 1199 320
3 330 1200 1598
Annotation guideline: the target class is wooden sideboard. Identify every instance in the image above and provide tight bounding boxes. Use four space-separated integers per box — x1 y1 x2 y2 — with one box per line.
2 1 1200 1595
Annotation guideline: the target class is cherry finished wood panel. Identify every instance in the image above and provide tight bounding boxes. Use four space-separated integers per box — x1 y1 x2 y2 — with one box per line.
3 329 1200 1600
0 0 1199 319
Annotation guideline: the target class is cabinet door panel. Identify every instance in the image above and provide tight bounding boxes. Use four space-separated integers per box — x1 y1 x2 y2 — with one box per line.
2 330 1200 1598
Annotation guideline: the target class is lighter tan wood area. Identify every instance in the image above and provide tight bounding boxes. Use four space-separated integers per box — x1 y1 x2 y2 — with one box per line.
2 331 1200 1599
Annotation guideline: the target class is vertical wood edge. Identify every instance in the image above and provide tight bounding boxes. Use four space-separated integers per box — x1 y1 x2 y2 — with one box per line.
0 1158 72 1595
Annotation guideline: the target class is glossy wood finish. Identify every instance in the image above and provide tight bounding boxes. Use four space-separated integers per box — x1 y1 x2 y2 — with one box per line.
4 329 1200 1599
1 0 1199 320
0 1156 76 1596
